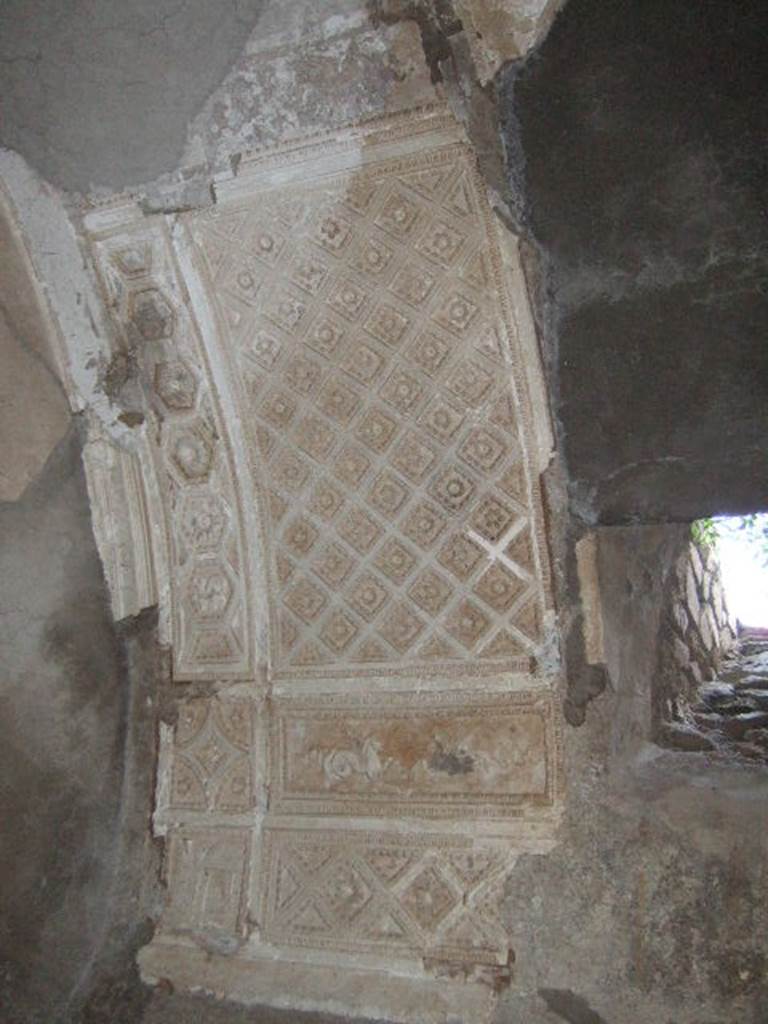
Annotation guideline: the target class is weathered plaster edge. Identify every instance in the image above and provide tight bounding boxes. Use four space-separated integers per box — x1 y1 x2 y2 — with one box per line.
0 148 139 447
139 940 497 1024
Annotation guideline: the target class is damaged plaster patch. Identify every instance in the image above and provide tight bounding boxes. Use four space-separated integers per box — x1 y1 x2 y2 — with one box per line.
455 0 565 83
0 149 140 448
181 7 437 171
366 0 464 83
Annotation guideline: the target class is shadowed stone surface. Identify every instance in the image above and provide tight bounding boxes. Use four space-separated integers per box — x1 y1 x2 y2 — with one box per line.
496 526 768 1024
503 0 768 523
0 425 159 1024
142 993 383 1024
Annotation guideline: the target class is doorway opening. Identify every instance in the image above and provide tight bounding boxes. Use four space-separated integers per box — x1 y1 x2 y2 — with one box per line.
695 514 768 631
656 513 768 762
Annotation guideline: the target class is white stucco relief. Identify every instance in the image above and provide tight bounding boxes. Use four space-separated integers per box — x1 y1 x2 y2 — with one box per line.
9 106 563 1024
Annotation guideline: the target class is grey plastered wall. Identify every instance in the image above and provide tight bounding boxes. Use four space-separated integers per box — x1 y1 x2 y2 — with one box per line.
0 422 159 1024
0 0 270 194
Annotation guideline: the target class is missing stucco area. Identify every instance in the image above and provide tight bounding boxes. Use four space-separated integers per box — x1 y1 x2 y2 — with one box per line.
1 3 767 1024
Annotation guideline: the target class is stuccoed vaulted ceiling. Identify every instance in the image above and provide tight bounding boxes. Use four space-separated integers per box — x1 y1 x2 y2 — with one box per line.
73 107 563 1022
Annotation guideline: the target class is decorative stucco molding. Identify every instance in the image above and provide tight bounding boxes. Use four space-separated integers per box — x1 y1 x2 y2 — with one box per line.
29 105 563 1022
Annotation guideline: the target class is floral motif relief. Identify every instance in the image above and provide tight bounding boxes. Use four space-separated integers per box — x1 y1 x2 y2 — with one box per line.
352 237 394 278
186 138 550 676
364 303 410 348
187 563 234 620
390 433 438 483
408 569 453 615
169 698 254 814
283 577 328 623
178 493 229 553
379 367 425 415
328 278 367 321
128 287 175 341
282 516 319 557
407 330 452 376
89 225 251 681
347 571 390 621
311 542 355 588
154 359 198 411
261 828 514 963
401 501 447 549
338 346 383 390
168 423 215 482
375 189 422 238
415 219 468 268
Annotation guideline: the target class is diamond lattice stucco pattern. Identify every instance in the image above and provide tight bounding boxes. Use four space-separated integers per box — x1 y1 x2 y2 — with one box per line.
185 123 551 680
82 109 562 1021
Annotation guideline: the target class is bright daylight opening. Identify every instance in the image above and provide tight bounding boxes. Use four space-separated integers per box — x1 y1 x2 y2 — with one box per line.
703 514 768 629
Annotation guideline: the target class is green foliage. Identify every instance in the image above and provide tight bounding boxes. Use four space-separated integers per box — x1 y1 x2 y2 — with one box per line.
691 517 719 549
691 513 768 567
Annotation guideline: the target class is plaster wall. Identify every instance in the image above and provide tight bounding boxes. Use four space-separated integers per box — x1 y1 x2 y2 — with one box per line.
0 423 159 1024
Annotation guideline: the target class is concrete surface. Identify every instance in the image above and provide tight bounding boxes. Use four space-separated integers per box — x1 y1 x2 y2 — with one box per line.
0 200 70 500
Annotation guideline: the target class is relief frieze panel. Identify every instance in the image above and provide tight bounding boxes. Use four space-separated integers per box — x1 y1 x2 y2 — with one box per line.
77 108 563 1021
166 696 256 816
270 689 560 820
161 826 251 938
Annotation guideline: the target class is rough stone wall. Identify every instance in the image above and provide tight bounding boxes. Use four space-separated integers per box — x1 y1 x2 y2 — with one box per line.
0 172 162 1024
497 524 768 1024
504 0 768 523
656 538 736 726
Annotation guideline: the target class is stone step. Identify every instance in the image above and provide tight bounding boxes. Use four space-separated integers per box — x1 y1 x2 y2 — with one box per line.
717 711 768 740
733 741 768 762
693 698 760 716
735 689 768 710
743 727 768 749
698 682 737 704
733 675 768 692
740 651 768 674
658 721 717 752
